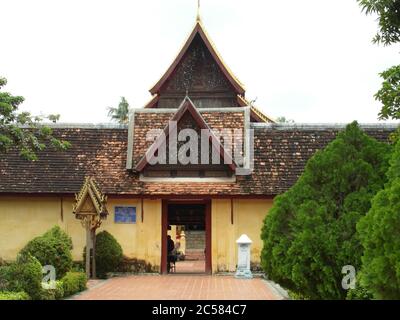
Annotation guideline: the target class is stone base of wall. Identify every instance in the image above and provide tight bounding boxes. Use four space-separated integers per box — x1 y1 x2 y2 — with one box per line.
117 257 159 273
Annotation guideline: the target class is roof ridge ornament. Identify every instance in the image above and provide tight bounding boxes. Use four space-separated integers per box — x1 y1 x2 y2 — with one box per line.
196 0 201 22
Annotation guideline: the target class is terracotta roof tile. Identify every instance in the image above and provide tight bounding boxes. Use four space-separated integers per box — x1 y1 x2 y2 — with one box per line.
0 124 394 196
131 109 245 168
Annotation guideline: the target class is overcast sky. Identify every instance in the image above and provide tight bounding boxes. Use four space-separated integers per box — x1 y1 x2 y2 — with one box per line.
1 0 399 124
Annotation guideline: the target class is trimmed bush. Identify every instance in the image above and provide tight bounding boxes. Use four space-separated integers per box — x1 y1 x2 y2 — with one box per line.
61 272 87 297
0 253 43 300
39 288 56 300
83 231 123 279
261 122 392 299
287 290 309 300
0 291 30 300
357 138 400 299
53 280 65 300
71 261 84 273
346 287 373 300
20 226 73 279
40 280 64 300
0 267 8 291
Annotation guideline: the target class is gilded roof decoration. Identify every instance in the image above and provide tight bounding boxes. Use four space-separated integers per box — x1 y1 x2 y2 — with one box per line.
73 177 108 218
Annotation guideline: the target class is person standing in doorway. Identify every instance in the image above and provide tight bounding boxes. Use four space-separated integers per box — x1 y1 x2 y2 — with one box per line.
167 235 176 272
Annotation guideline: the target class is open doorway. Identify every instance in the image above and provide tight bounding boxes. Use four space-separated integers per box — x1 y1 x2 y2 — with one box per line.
162 200 211 274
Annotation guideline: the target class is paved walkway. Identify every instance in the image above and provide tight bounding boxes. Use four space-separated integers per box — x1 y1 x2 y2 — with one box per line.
73 275 281 300
173 260 205 273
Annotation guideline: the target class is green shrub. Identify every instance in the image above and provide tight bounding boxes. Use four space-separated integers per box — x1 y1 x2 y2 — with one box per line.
20 226 73 279
346 286 373 300
261 122 392 299
40 280 64 300
71 261 84 273
53 280 65 300
357 138 400 299
0 268 8 291
0 291 30 300
287 290 309 300
39 288 56 300
0 253 43 300
61 272 87 297
83 231 123 279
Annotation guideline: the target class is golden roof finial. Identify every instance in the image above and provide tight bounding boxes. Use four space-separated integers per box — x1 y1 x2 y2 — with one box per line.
196 0 201 22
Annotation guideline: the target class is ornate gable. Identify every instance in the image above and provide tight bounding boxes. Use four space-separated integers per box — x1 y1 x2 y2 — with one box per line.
150 21 245 96
144 20 274 123
161 33 233 94
148 21 244 109
135 97 237 178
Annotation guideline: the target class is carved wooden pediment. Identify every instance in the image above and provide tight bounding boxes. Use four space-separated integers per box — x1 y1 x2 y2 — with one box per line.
135 97 237 174
73 177 108 219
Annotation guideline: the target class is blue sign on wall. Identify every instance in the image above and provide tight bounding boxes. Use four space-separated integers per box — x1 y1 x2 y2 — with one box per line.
114 206 136 223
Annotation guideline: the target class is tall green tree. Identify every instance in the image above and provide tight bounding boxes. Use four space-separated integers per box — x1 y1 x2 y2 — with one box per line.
261 122 392 299
358 0 400 121
0 77 70 161
357 139 400 299
107 97 130 124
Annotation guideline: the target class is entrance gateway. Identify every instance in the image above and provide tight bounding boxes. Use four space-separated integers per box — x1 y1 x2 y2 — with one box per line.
161 200 212 274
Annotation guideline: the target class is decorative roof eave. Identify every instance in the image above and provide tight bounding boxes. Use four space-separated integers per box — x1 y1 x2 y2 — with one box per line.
144 94 159 109
149 21 245 96
237 95 276 123
135 96 237 172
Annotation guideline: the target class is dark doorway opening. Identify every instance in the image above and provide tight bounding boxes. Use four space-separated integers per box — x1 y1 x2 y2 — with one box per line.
161 200 211 274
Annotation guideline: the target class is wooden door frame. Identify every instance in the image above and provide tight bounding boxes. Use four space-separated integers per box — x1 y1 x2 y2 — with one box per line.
161 199 212 274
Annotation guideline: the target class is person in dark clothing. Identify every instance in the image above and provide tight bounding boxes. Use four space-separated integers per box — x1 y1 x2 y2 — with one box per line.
167 235 175 254
167 235 176 272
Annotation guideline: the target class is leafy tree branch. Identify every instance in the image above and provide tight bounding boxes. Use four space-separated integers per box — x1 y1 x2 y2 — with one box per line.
0 77 71 161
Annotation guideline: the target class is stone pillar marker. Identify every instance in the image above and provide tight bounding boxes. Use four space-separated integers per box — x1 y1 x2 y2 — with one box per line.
235 234 253 279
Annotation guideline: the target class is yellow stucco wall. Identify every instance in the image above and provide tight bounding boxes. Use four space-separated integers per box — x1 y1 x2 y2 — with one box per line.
0 196 162 270
0 196 272 274
211 199 273 273
211 199 236 272
0 196 62 260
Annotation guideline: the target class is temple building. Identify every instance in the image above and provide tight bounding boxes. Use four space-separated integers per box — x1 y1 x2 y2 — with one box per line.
0 15 395 274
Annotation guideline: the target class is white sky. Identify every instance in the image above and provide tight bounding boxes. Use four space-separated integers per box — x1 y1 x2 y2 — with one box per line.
1 0 399 124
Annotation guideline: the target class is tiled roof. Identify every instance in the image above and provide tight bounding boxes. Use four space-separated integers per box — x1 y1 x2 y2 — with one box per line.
251 123 396 194
236 95 275 123
129 106 246 169
0 123 395 196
